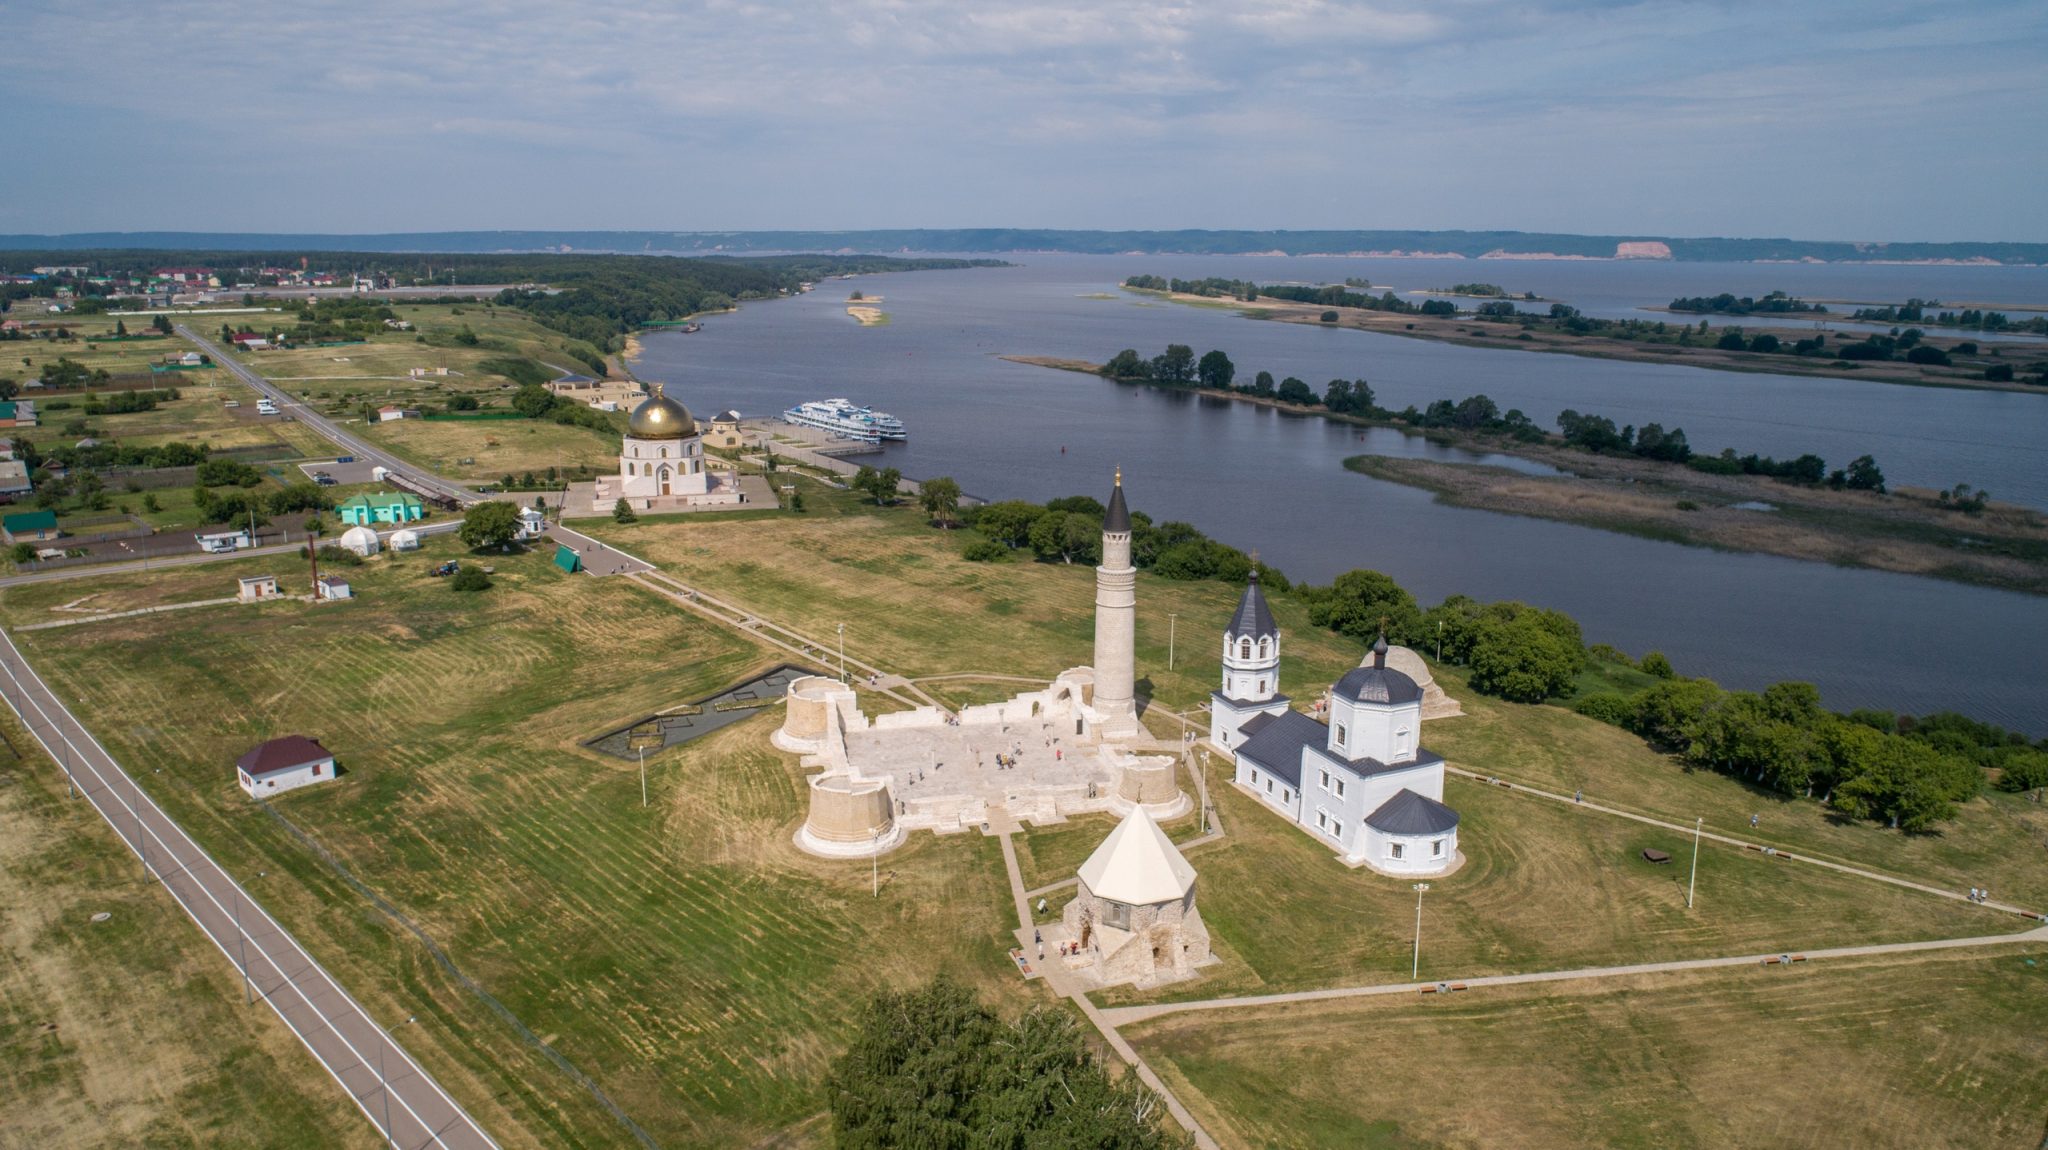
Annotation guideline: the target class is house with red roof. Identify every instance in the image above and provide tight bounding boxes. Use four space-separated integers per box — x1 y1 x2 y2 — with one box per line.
235 735 337 797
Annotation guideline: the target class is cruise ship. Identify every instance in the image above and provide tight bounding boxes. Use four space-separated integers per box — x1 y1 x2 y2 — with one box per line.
781 399 907 443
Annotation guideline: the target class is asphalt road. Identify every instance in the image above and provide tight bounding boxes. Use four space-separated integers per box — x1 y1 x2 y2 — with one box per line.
177 326 480 509
0 521 462 589
0 628 496 1149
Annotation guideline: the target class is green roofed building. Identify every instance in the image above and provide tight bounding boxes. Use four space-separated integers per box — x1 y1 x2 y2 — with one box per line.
2 508 59 543
336 492 425 526
554 543 581 574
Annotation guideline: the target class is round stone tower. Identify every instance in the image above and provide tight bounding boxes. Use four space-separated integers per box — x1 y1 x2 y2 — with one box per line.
1091 469 1137 731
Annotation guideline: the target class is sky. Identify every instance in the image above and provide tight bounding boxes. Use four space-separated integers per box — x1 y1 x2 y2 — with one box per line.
3 0 2044 242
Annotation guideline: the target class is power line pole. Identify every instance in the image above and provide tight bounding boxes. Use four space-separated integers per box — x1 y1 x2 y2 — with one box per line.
1411 883 1430 980
1687 816 1703 909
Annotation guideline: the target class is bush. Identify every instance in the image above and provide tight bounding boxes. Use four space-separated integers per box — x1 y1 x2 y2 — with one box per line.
308 543 363 567
1983 363 2014 382
450 565 491 592
1640 651 1675 678
1572 693 1635 727
1319 310 1339 323
962 537 1009 562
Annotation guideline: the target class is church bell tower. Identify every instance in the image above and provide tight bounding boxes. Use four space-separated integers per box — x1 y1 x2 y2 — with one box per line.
1209 563 1291 751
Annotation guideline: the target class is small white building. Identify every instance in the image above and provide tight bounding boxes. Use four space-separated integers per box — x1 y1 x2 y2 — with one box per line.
377 406 407 422
236 735 336 797
515 505 548 541
338 525 381 557
198 529 252 553
237 575 280 602
316 575 353 600
387 528 421 551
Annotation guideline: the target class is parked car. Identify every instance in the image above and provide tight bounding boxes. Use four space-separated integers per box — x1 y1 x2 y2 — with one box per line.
311 471 336 486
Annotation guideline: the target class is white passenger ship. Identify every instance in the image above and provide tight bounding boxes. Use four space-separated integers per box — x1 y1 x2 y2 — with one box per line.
780 399 907 443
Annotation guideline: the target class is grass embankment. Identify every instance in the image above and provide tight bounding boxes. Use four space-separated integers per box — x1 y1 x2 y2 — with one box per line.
1130 947 2048 1150
1129 286 2048 394
1344 454 2048 595
0 709 358 1149
9 484 2045 1146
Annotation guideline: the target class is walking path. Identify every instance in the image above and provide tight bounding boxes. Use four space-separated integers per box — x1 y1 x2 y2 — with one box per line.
1101 925 2048 1028
0 628 495 1150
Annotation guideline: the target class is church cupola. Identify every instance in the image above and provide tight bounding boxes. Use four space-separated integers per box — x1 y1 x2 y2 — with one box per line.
1220 567 1280 703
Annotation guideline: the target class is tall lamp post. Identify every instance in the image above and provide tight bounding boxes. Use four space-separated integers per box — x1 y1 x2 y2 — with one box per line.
638 745 648 809
1687 816 1703 909
871 827 881 898
1411 882 1431 980
837 623 846 684
1167 612 1178 671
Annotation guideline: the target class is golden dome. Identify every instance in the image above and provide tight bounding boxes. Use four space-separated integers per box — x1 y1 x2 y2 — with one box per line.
627 382 694 439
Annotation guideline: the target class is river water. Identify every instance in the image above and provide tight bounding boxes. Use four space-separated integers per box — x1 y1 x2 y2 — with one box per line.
637 255 2048 733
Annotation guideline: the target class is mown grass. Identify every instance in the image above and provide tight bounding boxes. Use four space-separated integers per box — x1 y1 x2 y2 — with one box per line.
5 533 1029 1147
360 415 619 482
0 708 358 1148
1129 946 2048 1150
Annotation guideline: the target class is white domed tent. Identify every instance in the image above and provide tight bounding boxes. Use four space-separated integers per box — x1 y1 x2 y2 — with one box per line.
338 525 381 557
387 528 421 552
1362 644 1463 720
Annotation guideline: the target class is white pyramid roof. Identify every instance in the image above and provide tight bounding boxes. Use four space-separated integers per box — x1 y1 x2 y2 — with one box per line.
1077 806 1196 906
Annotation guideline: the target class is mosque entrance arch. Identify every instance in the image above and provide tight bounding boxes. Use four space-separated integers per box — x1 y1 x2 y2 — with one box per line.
658 464 671 496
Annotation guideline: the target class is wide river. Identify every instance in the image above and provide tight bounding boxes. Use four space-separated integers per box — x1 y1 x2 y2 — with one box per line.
638 255 2048 734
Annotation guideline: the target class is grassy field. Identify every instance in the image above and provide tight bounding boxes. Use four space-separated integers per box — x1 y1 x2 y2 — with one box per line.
1128 946 2048 1149
1 533 1030 1148
0 709 358 1149
6 488 2043 1146
359 415 619 482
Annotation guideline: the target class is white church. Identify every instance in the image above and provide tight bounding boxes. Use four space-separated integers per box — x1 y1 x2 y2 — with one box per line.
1209 572 1461 876
591 383 746 512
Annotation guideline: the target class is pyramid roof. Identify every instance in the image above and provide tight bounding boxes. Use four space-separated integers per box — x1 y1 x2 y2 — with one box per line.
1078 806 1196 905
1227 571 1277 640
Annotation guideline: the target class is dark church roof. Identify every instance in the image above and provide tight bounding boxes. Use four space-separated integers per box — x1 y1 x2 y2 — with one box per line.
1334 641 1422 706
1227 570 1277 640
1233 709 1329 789
1365 789 1461 835
1103 472 1130 533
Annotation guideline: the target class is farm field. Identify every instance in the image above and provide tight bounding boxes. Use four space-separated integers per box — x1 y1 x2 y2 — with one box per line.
1126 945 2048 1150
0 708 357 1150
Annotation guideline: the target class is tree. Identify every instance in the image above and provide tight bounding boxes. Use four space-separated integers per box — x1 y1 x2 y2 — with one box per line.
1102 349 1148 379
612 498 638 523
459 500 522 549
1249 370 1275 397
1466 613 1582 702
971 500 1044 548
918 476 961 527
1843 454 1886 493
511 383 556 419
1029 510 1100 564
826 977 1186 1149
1150 344 1195 384
1303 569 1421 646
1196 349 1235 390
852 465 901 506
454 325 481 347
1274 377 1316 406
1640 651 1675 679
9 542 36 567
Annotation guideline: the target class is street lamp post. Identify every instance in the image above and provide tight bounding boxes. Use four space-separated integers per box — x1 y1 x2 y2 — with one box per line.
837 623 846 684
638 745 648 809
871 827 881 897
1168 612 1178 671
1687 816 1703 909
1411 882 1431 980
1436 621 1443 663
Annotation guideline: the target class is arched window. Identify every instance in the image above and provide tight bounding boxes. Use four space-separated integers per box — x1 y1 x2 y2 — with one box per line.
1259 638 1271 658
660 446 668 458
1239 639 1251 659
1335 724 1347 747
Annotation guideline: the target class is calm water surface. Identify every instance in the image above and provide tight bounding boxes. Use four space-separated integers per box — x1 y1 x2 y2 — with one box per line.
640 256 2048 733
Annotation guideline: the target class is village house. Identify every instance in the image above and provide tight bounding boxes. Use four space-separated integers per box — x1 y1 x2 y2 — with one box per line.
235 735 337 798
236 575 281 602
336 492 425 525
0 460 33 501
2 509 59 544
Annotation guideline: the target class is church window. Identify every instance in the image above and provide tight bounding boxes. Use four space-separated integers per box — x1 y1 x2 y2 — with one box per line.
1316 810 1327 830
1335 725 1347 747
1260 638 1271 658
1330 819 1343 839
1432 839 1444 857
1239 639 1251 659
1257 678 1267 694
1319 769 1330 789
1282 789 1290 804
1390 842 1404 859
1335 778 1346 797
1264 778 1273 795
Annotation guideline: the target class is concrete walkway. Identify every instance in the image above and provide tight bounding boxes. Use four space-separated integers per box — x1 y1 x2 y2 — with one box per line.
1102 925 2048 1028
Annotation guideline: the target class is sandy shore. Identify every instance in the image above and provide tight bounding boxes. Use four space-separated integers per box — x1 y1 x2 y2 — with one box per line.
847 305 891 327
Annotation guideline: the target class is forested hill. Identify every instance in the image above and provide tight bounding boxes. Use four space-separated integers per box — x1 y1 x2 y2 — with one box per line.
3 230 2044 264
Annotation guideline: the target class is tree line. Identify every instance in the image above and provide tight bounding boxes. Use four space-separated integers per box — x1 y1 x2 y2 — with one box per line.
1668 291 1828 316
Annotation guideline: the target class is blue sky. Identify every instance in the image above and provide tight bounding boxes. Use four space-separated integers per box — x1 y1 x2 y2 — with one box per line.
3 0 2043 240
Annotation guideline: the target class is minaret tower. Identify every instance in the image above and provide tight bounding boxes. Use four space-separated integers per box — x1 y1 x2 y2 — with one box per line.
1090 468 1138 734
1209 562 1292 751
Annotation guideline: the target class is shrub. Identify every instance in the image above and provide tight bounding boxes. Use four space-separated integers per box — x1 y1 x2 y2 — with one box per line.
962 537 1009 562
1572 693 1635 727
450 565 491 592
1640 651 1675 678
1319 310 1339 323
1983 364 2014 382
1675 500 1699 511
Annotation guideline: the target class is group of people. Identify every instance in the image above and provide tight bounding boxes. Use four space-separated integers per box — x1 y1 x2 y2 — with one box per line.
1968 887 1993 903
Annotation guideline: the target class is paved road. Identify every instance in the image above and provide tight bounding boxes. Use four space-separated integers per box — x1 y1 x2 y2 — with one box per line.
0 629 497 1148
178 327 479 509
1101 925 2048 1027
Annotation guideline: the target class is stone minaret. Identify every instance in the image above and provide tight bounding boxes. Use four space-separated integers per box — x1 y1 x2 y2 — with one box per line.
1091 468 1137 730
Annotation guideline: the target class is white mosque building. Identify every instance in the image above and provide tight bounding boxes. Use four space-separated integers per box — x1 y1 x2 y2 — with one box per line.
592 383 745 512
1209 573 1460 876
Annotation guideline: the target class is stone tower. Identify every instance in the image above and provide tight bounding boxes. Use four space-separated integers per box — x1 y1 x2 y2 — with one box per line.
1091 468 1137 732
